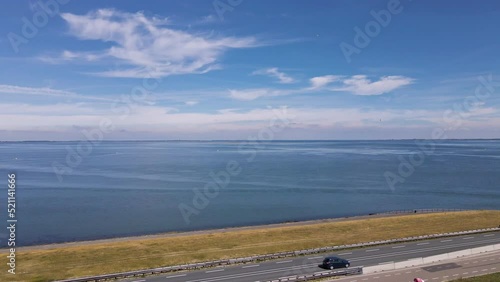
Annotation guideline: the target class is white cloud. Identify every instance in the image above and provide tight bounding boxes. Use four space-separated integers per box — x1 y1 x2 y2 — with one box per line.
40 50 104 64
0 84 112 102
2 102 498 134
198 15 217 24
331 75 414 95
51 9 258 78
309 75 342 89
185 100 199 106
0 103 99 115
252 67 295 84
0 84 76 97
229 74 413 100
217 108 240 114
228 88 292 100
229 88 272 100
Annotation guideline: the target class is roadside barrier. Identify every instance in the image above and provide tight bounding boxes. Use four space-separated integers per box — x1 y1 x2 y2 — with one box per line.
55 227 500 282
264 267 363 282
363 243 500 274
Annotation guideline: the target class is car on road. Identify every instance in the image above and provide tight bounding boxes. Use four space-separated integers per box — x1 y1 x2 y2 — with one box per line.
320 256 350 270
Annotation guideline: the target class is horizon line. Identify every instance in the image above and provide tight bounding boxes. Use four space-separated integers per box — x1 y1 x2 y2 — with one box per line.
1 138 499 142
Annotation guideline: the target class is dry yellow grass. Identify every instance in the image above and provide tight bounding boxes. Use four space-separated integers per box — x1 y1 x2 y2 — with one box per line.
3 210 499 282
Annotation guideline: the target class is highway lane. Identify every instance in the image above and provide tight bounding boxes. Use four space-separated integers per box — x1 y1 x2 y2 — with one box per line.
121 231 500 282
332 250 500 282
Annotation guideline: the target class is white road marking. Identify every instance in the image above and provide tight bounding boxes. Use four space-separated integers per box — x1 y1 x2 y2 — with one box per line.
484 234 495 237
338 252 352 255
276 260 293 264
166 274 186 279
462 237 474 240
366 249 379 252
308 256 323 260
206 268 225 273
392 245 406 249
417 242 430 245
242 264 260 268
440 239 452 242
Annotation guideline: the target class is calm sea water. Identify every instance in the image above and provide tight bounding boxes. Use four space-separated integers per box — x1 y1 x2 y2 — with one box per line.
0 140 499 247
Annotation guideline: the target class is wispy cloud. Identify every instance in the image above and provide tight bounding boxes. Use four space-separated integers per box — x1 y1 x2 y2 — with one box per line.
330 75 414 95
39 50 104 64
44 9 259 78
0 84 76 97
228 88 300 100
197 14 218 24
309 75 342 89
228 88 277 100
229 74 414 100
2 102 498 135
252 67 295 84
0 84 113 102
185 100 199 106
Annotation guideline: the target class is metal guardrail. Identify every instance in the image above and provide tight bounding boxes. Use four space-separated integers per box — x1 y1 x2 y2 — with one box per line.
55 226 500 282
265 267 363 282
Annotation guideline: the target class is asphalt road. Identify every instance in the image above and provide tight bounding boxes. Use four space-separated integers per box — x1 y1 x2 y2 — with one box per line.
121 231 500 282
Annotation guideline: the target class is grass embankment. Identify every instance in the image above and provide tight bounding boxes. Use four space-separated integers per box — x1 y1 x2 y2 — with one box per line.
4 210 500 282
452 272 500 281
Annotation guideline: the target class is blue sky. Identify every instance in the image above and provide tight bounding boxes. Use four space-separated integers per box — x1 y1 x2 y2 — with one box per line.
1 0 500 140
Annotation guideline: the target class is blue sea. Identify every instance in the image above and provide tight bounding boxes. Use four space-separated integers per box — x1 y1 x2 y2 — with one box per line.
0 140 499 247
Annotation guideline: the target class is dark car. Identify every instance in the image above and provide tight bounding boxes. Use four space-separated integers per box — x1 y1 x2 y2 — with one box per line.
320 256 350 270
